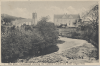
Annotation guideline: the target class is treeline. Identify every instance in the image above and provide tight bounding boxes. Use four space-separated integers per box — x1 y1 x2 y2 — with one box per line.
72 4 98 48
70 19 98 59
71 22 98 48
1 18 59 63
70 5 99 59
1 14 25 25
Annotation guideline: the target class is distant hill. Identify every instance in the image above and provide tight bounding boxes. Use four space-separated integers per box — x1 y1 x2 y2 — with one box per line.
1 14 25 24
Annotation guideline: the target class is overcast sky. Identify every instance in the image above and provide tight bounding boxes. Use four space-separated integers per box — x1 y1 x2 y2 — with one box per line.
1 1 98 22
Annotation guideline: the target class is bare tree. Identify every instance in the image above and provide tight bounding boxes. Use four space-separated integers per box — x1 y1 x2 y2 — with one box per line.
82 4 98 23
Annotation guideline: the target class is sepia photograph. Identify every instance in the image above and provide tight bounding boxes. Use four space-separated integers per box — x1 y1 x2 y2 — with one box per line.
1 0 99 64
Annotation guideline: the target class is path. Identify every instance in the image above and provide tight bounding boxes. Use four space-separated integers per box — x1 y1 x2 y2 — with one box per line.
17 36 96 63
57 36 88 53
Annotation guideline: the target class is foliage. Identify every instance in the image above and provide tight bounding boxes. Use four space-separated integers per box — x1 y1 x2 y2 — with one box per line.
71 5 98 48
61 43 97 60
1 17 59 62
1 27 45 62
1 14 25 25
36 17 59 43
65 5 99 59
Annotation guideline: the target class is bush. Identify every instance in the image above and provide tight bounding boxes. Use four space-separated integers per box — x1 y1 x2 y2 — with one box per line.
61 43 98 60
71 22 98 47
70 22 99 59
1 26 44 62
1 18 59 62
36 20 59 43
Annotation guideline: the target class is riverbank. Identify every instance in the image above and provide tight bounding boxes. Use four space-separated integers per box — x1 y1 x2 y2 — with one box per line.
16 36 98 63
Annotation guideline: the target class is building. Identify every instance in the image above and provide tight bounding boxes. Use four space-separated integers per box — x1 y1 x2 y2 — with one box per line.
54 13 80 27
12 13 37 27
12 19 32 27
32 13 37 25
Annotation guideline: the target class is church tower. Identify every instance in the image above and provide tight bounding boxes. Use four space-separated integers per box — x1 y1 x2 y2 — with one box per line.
32 13 37 25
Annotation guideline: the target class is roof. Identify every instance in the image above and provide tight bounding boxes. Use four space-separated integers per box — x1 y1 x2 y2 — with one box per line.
12 19 32 25
14 19 32 22
54 14 80 19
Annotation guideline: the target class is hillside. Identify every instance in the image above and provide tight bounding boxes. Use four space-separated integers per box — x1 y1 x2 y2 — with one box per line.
1 14 25 24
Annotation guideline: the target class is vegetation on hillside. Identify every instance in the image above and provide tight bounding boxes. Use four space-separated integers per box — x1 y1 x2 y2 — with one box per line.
70 5 99 59
1 14 25 25
1 17 59 63
73 5 98 47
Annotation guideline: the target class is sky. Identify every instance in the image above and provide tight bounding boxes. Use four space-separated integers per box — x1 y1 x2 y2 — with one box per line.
1 1 98 22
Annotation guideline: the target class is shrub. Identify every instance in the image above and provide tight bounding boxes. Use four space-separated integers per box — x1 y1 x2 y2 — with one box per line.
2 18 59 62
36 19 59 44
1 26 44 62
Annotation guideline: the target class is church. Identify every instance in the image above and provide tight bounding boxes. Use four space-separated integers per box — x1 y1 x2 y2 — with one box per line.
12 13 37 27
54 13 80 27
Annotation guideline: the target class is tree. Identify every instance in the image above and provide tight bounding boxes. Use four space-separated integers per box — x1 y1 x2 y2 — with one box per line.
82 5 98 23
36 16 59 54
81 4 98 52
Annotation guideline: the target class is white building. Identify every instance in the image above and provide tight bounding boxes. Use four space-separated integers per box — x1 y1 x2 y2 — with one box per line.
54 14 80 27
12 13 37 27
